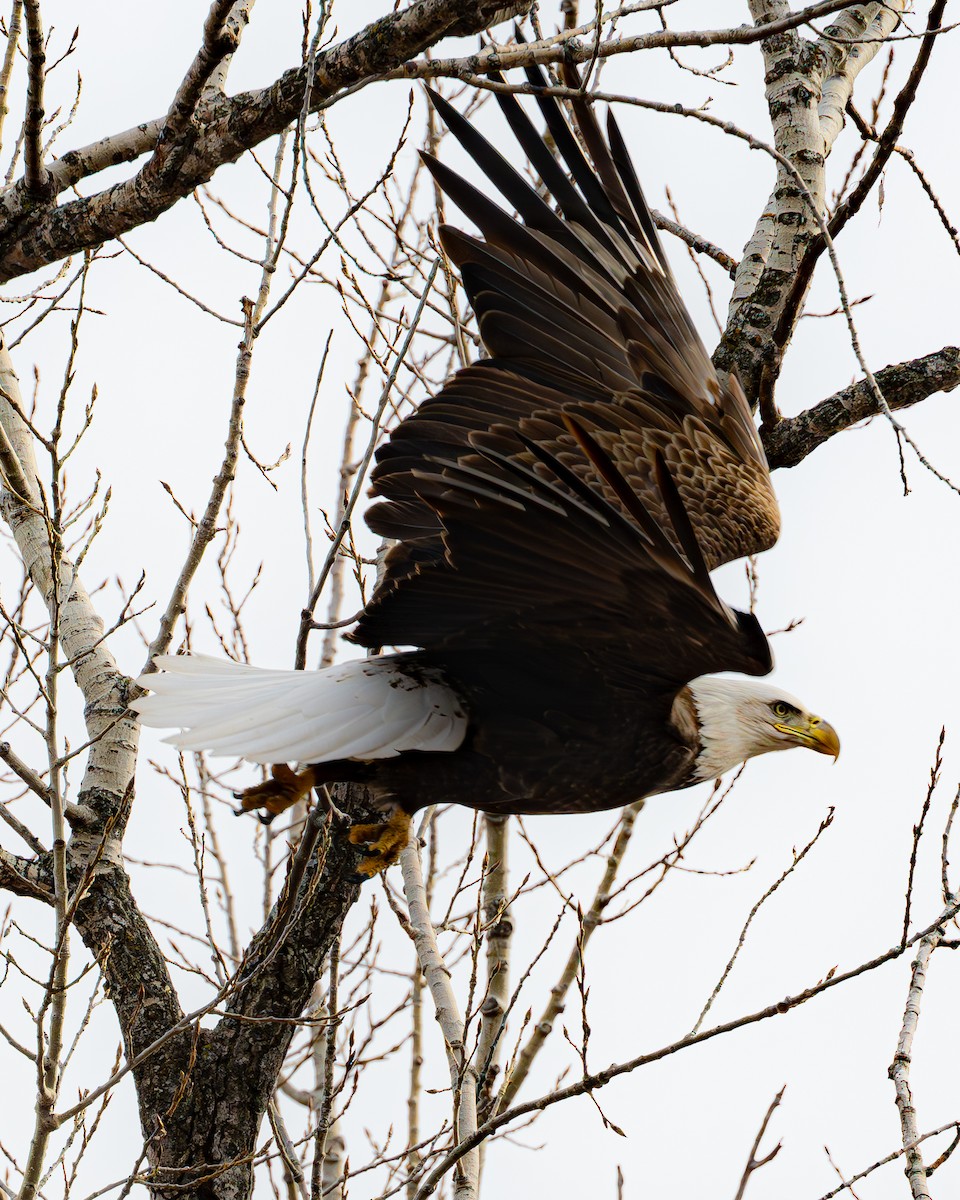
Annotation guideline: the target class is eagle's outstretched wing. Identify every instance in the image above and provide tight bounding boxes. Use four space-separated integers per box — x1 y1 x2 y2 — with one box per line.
351 68 778 684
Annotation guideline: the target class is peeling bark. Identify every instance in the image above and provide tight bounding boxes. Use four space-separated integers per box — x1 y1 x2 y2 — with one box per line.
719 0 827 399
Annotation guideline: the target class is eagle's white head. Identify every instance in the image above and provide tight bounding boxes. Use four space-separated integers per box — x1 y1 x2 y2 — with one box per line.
688 676 840 783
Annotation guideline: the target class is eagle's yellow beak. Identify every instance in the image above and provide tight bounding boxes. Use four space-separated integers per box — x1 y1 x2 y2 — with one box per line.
774 714 841 760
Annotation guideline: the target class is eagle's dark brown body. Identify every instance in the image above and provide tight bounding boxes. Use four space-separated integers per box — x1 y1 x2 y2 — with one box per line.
330 76 778 820
136 64 816 866
307 651 706 817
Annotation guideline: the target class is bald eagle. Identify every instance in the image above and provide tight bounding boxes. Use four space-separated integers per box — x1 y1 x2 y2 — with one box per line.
134 69 839 876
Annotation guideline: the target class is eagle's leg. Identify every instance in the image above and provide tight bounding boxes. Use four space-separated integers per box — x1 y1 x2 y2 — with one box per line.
348 805 413 878
234 764 319 824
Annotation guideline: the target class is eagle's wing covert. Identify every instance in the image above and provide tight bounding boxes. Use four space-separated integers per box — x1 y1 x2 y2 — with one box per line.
355 420 772 693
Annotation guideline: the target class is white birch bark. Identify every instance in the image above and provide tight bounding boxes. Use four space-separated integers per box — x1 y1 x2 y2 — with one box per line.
0 331 138 1197
889 928 942 1200
818 3 909 152
476 814 512 1109
401 840 479 1200
731 1 906 312
0 335 137 861
725 0 908 389
729 0 825 311
204 0 258 98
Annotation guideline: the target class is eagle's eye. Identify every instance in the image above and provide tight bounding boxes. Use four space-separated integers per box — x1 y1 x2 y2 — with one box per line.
771 701 793 718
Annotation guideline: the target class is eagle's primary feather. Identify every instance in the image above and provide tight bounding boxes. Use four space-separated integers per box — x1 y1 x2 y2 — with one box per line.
133 68 839 871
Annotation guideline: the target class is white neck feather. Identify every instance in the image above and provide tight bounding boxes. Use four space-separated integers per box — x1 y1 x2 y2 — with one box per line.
688 675 801 782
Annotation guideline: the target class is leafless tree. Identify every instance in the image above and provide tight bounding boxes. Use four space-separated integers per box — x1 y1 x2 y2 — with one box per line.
0 3 958 1199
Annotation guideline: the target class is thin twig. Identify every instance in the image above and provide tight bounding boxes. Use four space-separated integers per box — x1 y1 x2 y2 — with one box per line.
902 729 944 947
692 809 835 1035
294 256 440 669
733 1087 785 1200
143 133 291 671
497 800 643 1111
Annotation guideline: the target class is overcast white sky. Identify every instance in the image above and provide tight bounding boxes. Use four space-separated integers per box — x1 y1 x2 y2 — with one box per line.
2 2 960 1197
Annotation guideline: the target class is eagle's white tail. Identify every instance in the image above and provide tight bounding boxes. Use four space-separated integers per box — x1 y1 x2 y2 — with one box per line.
133 654 468 764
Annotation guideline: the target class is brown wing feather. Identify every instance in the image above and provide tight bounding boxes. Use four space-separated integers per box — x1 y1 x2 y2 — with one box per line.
356 425 771 689
369 76 778 585
354 69 779 664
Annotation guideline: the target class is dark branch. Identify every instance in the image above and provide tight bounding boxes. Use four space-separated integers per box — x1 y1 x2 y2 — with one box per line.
763 346 960 470
141 787 375 1198
71 861 191 1145
0 0 531 281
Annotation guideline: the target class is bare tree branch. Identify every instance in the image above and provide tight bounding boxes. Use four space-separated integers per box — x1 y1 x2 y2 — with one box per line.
401 834 480 1200
412 896 960 1198
888 928 944 1199
816 3 906 150
763 346 960 469
396 0 871 81
153 0 241 154
0 0 529 281
716 0 909 403
476 815 512 1123
497 801 644 1112
732 1087 784 1200
0 1 866 284
20 0 45 194
0 7 957 1195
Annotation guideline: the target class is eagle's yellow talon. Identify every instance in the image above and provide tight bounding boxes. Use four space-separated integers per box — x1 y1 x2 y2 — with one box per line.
348 822 387 845
347 808 413 878
235 764 318 819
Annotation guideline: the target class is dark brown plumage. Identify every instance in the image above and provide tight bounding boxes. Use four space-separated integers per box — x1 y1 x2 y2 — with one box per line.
136 69 840 876
337 68 778 813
